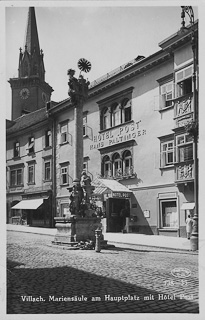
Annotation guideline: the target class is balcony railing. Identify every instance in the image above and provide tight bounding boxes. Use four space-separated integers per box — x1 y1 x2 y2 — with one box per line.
175 159 194 183
102 167 137 181
174 94 194 128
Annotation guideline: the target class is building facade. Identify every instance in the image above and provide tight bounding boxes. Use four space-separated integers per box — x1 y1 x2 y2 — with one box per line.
6 7 198 237
6 7 55 227
49 20 198 237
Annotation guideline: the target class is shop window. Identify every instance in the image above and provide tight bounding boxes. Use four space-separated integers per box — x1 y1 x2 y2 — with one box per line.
176 134 193 162
27 137 35 154
45 130 52 147
176 65 193 98
10 168 23 187
28 163 35 184
160 141 174 167
160 200 178 228
160 81 173 108
45 161 51 181
13 141 20 158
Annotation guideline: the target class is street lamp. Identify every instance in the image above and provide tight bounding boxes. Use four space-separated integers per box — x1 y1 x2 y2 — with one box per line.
181 6 198 251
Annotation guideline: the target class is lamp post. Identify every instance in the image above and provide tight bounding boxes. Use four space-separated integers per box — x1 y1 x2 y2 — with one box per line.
181 6 198 251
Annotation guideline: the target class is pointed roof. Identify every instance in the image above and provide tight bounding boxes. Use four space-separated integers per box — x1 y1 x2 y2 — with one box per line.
25 7 40 55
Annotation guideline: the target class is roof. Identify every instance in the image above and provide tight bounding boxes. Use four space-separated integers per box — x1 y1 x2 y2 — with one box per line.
6 107 49 135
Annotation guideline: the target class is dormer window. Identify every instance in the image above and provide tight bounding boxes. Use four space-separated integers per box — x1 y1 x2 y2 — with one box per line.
27 137 35 154
13 141 20 158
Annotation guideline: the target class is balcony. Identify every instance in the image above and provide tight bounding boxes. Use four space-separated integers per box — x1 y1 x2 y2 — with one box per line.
102 167 137 181
174 93 194 128
175 159 194 184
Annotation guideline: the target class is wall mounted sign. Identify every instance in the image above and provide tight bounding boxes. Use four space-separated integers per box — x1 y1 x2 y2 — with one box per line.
90 120 146 150
144 210 150 218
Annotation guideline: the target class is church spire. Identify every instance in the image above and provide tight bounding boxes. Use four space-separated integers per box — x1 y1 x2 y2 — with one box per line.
25 7 40 55
18 7 45 80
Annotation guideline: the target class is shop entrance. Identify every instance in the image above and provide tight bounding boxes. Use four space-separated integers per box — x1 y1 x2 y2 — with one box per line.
106 198 130 232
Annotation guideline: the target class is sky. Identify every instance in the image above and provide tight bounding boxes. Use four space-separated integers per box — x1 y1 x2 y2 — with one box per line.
5 3 199 120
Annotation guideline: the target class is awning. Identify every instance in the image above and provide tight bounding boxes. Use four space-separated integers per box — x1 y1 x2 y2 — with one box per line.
181 202 195 210
11 199 45 210
92 178 132 197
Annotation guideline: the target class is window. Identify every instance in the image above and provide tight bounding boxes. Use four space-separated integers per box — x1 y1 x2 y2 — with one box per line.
122 99 132 122
176 134 193 162
112 153 122 177
112 103 121 127
28 163 35 184
123 150 132 175
27 137 35 154
160 81 173 108
10 168 23 187
60 123 68 144
161 141 174 167
61 164 69 185
160 200 178 228
45 161 51 181
83 116 87 137
45 130 52 147
102 150 134 179
13 141 20 158
99 89 133 130
102 155 112 178
176 65 193 98
101 108 110 130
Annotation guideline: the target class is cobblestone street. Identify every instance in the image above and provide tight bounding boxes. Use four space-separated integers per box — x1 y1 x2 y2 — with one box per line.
7 231 199 314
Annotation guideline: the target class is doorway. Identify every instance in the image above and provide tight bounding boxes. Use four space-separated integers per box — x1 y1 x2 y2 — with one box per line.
107 198 130 232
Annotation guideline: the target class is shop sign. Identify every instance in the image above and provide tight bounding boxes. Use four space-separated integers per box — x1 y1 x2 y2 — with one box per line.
112 192 131 198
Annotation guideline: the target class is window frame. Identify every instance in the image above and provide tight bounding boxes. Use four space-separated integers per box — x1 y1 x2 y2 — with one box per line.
175 65 193 98
60 122 69 144
13 141 20 158
60 164 69 185
28 163 35 184
44 160 51 181
28 137 35 154
176 134 193 163
10 167 23 187
160 80 174 109
160 140 174 167
45 129 52 148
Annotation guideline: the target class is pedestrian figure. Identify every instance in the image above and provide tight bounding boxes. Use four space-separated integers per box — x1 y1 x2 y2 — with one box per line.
186 214 193 239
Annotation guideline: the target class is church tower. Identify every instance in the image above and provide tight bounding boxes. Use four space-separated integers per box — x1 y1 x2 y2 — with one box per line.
8 7 53 120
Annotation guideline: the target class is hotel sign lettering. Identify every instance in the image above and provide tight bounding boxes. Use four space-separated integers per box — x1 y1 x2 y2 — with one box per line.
112 192 131 198
90 121 146 150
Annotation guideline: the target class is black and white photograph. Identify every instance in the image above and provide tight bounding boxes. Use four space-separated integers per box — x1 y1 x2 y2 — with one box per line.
1 1 205 318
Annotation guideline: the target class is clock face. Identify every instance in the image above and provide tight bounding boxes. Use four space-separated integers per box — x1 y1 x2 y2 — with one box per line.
20 88 30 99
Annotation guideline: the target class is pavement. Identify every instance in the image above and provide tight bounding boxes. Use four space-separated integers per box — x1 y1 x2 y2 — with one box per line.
6 231 199 314
6 223 198 252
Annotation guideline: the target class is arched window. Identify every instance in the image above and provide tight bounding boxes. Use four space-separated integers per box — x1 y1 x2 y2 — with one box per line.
112 153 122 177
101 108 110 130
123 150 132 175
102 155 112 178
112 103 121 127
121 98 131 123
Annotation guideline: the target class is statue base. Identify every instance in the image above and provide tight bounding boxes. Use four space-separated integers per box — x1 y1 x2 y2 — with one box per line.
52 216 103 245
